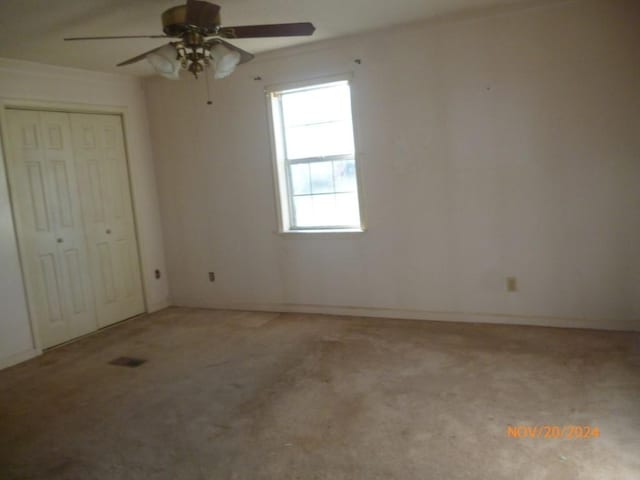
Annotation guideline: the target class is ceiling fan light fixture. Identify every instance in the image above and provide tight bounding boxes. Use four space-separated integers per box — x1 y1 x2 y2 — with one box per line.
209 43 241 79
146 44 181 79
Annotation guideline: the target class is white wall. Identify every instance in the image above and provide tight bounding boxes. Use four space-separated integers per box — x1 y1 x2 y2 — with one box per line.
0 59 170 368
145 0 640 331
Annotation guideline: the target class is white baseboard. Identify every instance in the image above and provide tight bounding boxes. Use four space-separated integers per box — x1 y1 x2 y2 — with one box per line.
175 302 640 332
0 348 40 370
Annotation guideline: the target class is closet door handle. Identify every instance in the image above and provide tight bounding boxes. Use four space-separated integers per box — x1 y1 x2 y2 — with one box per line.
57 238 63 243
106 229 111 235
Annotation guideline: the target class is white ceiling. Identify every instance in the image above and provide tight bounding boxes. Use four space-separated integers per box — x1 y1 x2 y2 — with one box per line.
0 0 538 76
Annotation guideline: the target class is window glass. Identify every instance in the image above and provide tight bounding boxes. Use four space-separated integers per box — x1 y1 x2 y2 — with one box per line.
284 122 354 160
290 164 311 195
333 159 357 192
309 161 334 194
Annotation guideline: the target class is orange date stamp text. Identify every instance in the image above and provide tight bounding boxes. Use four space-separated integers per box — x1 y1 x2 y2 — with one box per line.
506 425 600 439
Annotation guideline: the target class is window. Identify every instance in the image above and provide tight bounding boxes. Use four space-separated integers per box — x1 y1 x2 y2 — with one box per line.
268 79 363 232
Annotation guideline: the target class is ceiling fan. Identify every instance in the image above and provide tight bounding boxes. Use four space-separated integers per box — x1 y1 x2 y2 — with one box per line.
64 0 316 79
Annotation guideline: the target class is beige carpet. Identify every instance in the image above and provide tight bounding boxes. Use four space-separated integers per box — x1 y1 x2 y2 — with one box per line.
1 307 639 479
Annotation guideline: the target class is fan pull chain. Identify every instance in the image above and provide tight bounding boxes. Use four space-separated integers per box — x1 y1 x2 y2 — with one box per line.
205 64 213 105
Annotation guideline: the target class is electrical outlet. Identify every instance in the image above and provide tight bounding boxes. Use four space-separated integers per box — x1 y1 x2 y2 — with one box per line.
208 272 215 282
155 269 161 279
506 276 517 292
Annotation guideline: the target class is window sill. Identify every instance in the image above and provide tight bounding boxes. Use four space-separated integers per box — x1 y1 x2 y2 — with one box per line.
275 228 366 237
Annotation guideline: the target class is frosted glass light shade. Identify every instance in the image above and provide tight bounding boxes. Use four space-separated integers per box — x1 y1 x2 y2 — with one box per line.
210 44 241 79
146 45 181 80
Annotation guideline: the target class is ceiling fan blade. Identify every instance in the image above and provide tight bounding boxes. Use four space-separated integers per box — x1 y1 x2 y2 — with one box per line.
206 39 255 64
117 43 173 66
185 0 220 29
65 35 168 41
219 22 316 39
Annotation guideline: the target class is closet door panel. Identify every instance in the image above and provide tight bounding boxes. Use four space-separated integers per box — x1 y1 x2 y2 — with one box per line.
71 114 144 327
25 162 50 232
39 253 64 325
6 109 68 347
5 110 97 347
40 112 97 338
40 112 97 339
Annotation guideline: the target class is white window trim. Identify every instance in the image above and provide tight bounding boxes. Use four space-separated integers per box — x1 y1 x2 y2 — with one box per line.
265 74 365 234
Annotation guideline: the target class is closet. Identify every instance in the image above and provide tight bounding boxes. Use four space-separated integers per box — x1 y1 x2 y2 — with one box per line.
4 109 145 348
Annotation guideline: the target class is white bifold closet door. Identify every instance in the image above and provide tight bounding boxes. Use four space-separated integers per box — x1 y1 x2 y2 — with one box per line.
4 109 144 349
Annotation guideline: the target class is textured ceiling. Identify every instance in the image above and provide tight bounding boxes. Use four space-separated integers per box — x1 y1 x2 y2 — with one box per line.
0 0 540 76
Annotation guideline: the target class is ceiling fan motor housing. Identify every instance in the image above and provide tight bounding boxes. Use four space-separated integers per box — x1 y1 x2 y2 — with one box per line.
161 2 221 37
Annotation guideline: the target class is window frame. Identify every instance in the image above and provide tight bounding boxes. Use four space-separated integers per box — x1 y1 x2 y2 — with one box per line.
266 75 365 234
